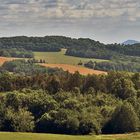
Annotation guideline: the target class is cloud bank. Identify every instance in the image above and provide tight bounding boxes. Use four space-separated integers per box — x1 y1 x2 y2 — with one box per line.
0 0 140 43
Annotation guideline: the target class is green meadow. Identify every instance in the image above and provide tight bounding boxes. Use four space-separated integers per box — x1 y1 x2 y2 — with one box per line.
34 49 107 65
0 132 140 140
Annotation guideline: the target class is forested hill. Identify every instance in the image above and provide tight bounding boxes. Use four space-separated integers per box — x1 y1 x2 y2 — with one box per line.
0 36 140 59
0 36 73 52
66 40 140 60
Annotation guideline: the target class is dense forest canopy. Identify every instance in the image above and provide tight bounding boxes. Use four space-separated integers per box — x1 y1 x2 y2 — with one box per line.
0 36 140 57
66 40 140 59
0 36 73 52
0 60 140 135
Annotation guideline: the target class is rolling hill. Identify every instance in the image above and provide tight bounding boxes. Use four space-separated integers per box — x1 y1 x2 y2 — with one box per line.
122 40 140 45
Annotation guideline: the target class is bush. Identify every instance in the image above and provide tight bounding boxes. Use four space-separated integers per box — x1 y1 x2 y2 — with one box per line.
2 108 35 132
102 102 139 134
79 119 100 135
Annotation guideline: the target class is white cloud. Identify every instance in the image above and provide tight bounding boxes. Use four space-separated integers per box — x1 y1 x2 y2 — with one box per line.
0 0 139 21
0 0 140 43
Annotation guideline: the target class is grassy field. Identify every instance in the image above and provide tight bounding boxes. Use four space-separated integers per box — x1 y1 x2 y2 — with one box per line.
34 49 107 65
0 132 140 140
0 49 107 75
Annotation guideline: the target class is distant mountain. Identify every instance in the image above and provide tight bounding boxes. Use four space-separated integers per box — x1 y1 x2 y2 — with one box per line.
122 40 140 45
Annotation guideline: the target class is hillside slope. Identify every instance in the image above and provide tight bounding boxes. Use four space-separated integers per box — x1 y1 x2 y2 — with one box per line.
122 40 140 45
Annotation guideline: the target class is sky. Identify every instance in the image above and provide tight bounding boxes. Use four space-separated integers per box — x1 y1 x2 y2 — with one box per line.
0 0 140 43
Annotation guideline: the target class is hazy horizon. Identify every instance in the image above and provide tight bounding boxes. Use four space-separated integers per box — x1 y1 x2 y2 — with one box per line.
0 0 140 44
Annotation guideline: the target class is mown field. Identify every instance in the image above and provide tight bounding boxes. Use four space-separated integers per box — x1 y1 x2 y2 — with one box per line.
34 49 107 75
0 132 140 140
34 49 107 65
41 63 107 75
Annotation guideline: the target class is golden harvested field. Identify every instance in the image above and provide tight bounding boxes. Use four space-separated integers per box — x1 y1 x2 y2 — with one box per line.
0 56 107 75
35 49 108 75
0 57 16 65
41 63 107 75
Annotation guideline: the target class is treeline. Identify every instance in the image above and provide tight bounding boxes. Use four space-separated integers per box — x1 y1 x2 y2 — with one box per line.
107 43 140 56
1 60 63 76
66 39 140 59
84 60 140 72
0 36 72 52
0 48 34 58
1 36 140 57
0 65 140 134
66 46 114 60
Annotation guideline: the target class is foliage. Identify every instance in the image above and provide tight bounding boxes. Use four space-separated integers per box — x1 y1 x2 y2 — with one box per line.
84 60 140 72
0 48 33 58
2 108 35 132
102 102 140 134
66 39 140 59
1 36 140 72
0 69 140 134
2 60 64 76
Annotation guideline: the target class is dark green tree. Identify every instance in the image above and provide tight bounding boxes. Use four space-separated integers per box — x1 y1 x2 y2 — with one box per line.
102 102 139 134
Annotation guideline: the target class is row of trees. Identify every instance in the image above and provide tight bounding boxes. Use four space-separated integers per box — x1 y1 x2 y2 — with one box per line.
84 60 140 72
1 60 63 76
27 59 46 64
0 48 33 58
